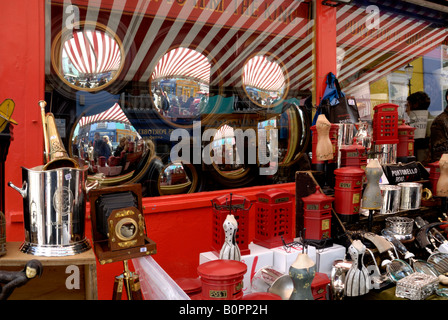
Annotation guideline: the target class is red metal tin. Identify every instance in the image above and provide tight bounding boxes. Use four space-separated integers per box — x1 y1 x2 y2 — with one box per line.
373 103 399 145
427 161 440 194
253 188 294 248
311 272 330 300
197 260 247 300
339 144 367 169
302 187 333 241
397 123 416 158
211 194 251 256
333 167 365 221
242 292 282 300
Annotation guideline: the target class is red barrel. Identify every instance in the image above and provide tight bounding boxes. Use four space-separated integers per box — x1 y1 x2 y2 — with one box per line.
334 166 365 222
197 260 247 300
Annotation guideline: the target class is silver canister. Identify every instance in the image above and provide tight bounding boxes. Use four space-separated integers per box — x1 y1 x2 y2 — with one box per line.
379 185 401 214
373 144 397 165
337 123 355 168
398 182 431 210
8 165 96 256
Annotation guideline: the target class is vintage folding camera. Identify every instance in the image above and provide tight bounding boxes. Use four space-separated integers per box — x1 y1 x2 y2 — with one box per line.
89 183 156 264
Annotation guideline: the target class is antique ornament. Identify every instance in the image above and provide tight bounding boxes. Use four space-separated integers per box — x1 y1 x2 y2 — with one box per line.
219 214 241 261
344 240 370 297
289 253 316 300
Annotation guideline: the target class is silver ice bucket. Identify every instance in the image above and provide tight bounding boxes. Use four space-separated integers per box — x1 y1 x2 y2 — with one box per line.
379 185 401 215
8 165 95 256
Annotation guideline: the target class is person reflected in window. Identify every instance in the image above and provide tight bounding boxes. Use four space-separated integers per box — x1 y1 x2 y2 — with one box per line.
93 132 111 161
406 91 431 164
430 91 448 162
114 136 128 157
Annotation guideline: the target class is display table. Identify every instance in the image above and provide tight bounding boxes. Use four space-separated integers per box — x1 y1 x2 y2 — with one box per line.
0 242 98 300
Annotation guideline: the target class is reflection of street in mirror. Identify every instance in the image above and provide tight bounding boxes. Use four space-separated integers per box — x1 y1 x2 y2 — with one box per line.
170 121 278 175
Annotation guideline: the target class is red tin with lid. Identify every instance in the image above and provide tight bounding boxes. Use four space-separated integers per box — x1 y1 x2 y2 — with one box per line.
334 166 365 222
427 161 440 194
197 260 247 300
397 123 416 158
340 143 367 169
302 187 333 241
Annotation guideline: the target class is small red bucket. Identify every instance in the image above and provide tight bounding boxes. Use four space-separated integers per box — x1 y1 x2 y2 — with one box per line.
197 260 247 300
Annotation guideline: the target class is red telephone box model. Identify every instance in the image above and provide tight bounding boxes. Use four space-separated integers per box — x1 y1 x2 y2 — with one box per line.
211 193 251 256
253 188 294 248
373 103 399 145
302 186 334 242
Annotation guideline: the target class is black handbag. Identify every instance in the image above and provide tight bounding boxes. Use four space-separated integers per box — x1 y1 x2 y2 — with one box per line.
319 73 360 124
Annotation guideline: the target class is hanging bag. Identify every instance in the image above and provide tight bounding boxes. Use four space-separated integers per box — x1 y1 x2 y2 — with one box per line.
318 72 360 124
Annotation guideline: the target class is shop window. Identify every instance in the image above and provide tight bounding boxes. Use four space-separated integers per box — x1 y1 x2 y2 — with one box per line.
45 0 314 196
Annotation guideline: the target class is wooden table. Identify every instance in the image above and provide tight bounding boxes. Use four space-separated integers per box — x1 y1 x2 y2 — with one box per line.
0 242 98 300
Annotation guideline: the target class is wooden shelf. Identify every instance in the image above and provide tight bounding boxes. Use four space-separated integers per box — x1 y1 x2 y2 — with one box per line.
0 242 98 300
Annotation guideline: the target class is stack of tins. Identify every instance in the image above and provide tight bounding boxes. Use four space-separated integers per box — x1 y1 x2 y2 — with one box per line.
197 260 247 300
253 188 294 249
333 166 365 223
427 161 440 195
302 187 334 241
211 194 251 256
311 124 340 164
339 143 367 170
397 122 416 159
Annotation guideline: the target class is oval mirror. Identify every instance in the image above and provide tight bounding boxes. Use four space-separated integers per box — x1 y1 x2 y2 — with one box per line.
52 23 124 92
242 54 288 107
149 47 211 127
70 103 153 186
158 162 199 195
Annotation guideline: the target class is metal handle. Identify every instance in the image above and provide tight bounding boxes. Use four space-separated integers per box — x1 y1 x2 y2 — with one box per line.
7 181 27 198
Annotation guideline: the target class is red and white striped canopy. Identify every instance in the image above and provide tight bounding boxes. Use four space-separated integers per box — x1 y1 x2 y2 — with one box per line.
151 47 211 84
63 30 121 75
78 103 130 127
242 55 285 92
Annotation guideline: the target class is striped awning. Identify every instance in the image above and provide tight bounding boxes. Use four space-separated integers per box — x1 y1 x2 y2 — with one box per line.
242 55 285 92
47 1 447 96
78 103 130 127
63 29 122 75
151 47 211 84
336 3 448 94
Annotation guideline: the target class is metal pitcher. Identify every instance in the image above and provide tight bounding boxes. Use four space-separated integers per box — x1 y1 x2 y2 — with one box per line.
398 182 432 210
8 165 96 256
